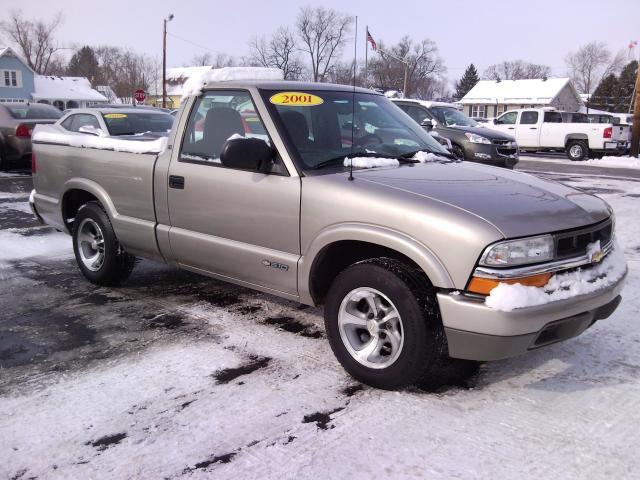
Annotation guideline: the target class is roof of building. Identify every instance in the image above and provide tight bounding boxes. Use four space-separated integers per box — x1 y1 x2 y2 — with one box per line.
459 78 579 105
32 76 108 102
0 46 34 73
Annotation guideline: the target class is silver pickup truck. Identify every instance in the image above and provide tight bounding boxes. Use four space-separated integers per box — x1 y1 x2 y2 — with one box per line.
30 80 626 390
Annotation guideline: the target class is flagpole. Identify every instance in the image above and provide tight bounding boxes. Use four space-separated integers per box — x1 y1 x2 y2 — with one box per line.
365 26 368 88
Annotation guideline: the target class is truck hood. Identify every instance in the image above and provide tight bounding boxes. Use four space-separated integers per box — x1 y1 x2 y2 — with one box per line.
352 162 610 238
446 124 515 140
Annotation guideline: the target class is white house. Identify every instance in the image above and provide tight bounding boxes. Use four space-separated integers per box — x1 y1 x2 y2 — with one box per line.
32 76 108 109
458 78 584 118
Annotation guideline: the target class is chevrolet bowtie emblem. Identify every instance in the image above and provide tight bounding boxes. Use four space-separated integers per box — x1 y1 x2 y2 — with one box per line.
591 250 604 263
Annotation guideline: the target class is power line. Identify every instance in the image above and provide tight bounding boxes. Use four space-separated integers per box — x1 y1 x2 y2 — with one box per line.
166 31 227 55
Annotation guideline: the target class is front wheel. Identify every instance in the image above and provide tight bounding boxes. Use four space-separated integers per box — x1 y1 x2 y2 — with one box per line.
324 258 448 390
72 202 136 286
451 144 465 160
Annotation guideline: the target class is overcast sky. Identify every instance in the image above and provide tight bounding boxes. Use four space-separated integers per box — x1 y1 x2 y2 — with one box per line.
1 0 639 81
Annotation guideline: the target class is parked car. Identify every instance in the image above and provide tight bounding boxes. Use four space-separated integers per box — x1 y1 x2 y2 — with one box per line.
53 108 174 140
31 81 626 390
0 102 62 170
488 108 626 160
393 99 518 168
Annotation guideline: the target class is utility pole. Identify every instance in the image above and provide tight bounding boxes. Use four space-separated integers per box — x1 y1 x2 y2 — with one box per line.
162 14 174 109
630 61 640 157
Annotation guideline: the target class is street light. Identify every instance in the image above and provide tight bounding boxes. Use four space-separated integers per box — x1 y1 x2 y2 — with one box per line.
162 13 174 109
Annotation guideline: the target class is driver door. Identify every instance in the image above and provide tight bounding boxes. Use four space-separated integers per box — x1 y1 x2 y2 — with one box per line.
167 90 301 296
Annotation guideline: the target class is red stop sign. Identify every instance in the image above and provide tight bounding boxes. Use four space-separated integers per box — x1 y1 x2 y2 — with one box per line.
134 89 146 102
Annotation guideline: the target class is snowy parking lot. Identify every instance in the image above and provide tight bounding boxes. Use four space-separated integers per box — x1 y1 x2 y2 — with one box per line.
1 167 639 479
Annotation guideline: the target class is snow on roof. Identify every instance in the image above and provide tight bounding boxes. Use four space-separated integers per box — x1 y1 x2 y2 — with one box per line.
32 76 108 102
181 67 284 98
165 66 213 96
459 78 574 105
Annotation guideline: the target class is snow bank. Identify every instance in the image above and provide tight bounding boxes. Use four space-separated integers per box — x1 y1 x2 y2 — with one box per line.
181 67 284 98
584 156 640 169
485 243 627 311
343 157 399 168
32 126 167 155
0 230 72 266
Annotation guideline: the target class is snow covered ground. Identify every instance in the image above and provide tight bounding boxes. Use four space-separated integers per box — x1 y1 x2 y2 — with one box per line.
1 172 639 479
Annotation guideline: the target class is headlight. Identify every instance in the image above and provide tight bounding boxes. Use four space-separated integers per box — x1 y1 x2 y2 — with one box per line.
480 234 554 267
464 132 492 144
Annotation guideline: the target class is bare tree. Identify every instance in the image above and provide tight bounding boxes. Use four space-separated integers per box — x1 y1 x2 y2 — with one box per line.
296 7 352 82
369 37 445 98
190 52 212 66
483 60 551 80
565 42 624 94
0 10 63 74
249 27 303 80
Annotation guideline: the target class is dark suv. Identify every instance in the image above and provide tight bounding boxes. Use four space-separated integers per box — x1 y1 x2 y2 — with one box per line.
393 99 518 168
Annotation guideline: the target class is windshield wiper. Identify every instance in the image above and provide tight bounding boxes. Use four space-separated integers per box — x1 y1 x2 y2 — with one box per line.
311 151 417 170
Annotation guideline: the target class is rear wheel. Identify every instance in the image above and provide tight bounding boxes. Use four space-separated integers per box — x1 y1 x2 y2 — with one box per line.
72 202 136 286
324 258 448 390
566 140 587 161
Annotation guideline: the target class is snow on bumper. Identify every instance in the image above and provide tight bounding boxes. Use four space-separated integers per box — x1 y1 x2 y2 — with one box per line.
437 246 627 361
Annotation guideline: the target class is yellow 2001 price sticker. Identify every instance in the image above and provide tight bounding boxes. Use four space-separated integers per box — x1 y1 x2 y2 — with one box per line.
104 113 128 119
269 92 323 107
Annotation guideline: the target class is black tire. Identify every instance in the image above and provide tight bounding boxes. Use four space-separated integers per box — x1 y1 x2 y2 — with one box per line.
566 140 587 161
451 144 465 160
324 258 448 390
0 144 8 171
72 201 136 286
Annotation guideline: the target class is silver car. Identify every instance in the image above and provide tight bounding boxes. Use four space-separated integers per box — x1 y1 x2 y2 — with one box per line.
30 80 626 390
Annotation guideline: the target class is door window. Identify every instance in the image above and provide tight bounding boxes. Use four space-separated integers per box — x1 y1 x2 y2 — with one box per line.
180 90 275 169
402 105 432 125
496 111 517 125
62 114 100 132
543 112 563 123
520 111 538 125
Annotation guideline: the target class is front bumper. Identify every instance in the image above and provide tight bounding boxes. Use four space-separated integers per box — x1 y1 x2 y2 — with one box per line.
463 141 519 168
438 268 626 361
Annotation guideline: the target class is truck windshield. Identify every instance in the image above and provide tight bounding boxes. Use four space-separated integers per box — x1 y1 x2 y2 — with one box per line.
101 112 174 136
262 90 448 170
429 106 478 127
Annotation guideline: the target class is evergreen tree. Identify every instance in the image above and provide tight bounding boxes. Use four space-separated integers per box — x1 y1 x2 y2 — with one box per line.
615 60 637 113
454 64 479 100
67 46 100 85
590 74 618 111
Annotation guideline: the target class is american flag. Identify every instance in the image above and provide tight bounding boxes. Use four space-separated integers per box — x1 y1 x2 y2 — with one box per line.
366 28 377 51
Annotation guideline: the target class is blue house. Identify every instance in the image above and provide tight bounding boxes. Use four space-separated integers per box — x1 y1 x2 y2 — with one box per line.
0 46 35 103
0 46 108 109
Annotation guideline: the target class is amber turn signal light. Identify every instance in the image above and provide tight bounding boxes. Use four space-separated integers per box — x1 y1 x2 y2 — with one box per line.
467 272 553 295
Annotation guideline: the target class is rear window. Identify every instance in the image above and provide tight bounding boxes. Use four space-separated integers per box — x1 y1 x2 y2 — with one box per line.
101 112 174 136
6 104 63 120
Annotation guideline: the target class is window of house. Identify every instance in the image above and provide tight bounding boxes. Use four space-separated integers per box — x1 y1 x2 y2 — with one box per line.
520 111 539 124
496 105 506 116
2 70 20 87
471 105 486 118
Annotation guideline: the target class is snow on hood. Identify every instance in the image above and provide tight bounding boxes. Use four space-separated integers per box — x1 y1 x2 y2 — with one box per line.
181 67 284 99
343 157 399 168
33 125 167 154
485 242 627 311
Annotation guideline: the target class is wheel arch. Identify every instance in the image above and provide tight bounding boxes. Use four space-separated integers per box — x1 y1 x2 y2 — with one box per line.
565 134 588 146
61 178 117 233
299 223 454 306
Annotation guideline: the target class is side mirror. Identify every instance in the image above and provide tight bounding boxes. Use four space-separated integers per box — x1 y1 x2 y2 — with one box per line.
492 119 498 124
78 125 104 136
421 119 435 129
220 137 275 172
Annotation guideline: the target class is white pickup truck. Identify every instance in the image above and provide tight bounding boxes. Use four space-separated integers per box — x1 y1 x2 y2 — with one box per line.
487 108 626 160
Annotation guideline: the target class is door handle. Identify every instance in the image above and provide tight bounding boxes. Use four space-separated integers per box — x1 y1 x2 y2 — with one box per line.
508 127 515 129
169 175 185 189
529 127 537 130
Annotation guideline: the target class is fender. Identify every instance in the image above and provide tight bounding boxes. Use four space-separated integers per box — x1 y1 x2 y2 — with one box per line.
298 222 454 305
61 178 162 260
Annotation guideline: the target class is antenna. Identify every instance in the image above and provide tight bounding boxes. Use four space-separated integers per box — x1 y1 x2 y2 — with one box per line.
349 15 358 181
